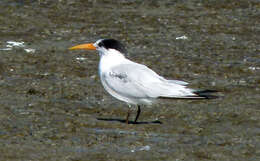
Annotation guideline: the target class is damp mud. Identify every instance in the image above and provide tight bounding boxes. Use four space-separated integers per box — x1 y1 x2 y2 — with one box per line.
0 0 259 160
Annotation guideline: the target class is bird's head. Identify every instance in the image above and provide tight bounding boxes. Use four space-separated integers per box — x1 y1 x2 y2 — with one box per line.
69 39 127 56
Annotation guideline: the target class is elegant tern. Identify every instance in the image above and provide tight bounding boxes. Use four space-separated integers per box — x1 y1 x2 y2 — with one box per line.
70 39 217 124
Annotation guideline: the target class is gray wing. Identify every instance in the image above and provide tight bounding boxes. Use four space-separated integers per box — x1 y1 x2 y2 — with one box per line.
102 63 194 98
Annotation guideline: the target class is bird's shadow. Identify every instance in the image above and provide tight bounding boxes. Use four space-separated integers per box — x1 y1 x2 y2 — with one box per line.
97 118 162 124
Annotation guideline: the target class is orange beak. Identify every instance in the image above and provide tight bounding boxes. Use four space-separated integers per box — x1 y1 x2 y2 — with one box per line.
69 43 96 50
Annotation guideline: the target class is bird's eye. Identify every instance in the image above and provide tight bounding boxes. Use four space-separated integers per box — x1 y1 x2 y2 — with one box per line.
97 42 104 48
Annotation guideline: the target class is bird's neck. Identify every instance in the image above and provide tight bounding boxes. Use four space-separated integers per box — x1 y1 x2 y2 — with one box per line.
99 52 127 72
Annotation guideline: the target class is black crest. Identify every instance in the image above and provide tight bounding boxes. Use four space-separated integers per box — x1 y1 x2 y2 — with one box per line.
98 39 127 54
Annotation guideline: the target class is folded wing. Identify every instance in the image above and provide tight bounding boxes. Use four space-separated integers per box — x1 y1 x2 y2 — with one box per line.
102 63 197 99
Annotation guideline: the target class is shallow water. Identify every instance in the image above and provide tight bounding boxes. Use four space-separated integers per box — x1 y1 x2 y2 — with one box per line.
0 0 259 160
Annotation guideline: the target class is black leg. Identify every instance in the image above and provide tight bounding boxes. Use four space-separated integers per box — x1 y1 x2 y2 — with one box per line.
126 108 131 124
134 105 141 123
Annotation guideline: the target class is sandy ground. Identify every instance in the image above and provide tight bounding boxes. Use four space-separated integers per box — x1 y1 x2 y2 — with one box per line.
0 0 259 160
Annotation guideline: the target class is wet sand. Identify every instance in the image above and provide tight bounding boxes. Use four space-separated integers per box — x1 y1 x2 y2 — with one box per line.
0 0 259 160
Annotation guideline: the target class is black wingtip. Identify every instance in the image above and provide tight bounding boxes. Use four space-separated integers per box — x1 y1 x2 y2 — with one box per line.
193 89 219 99
158 90 219 100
